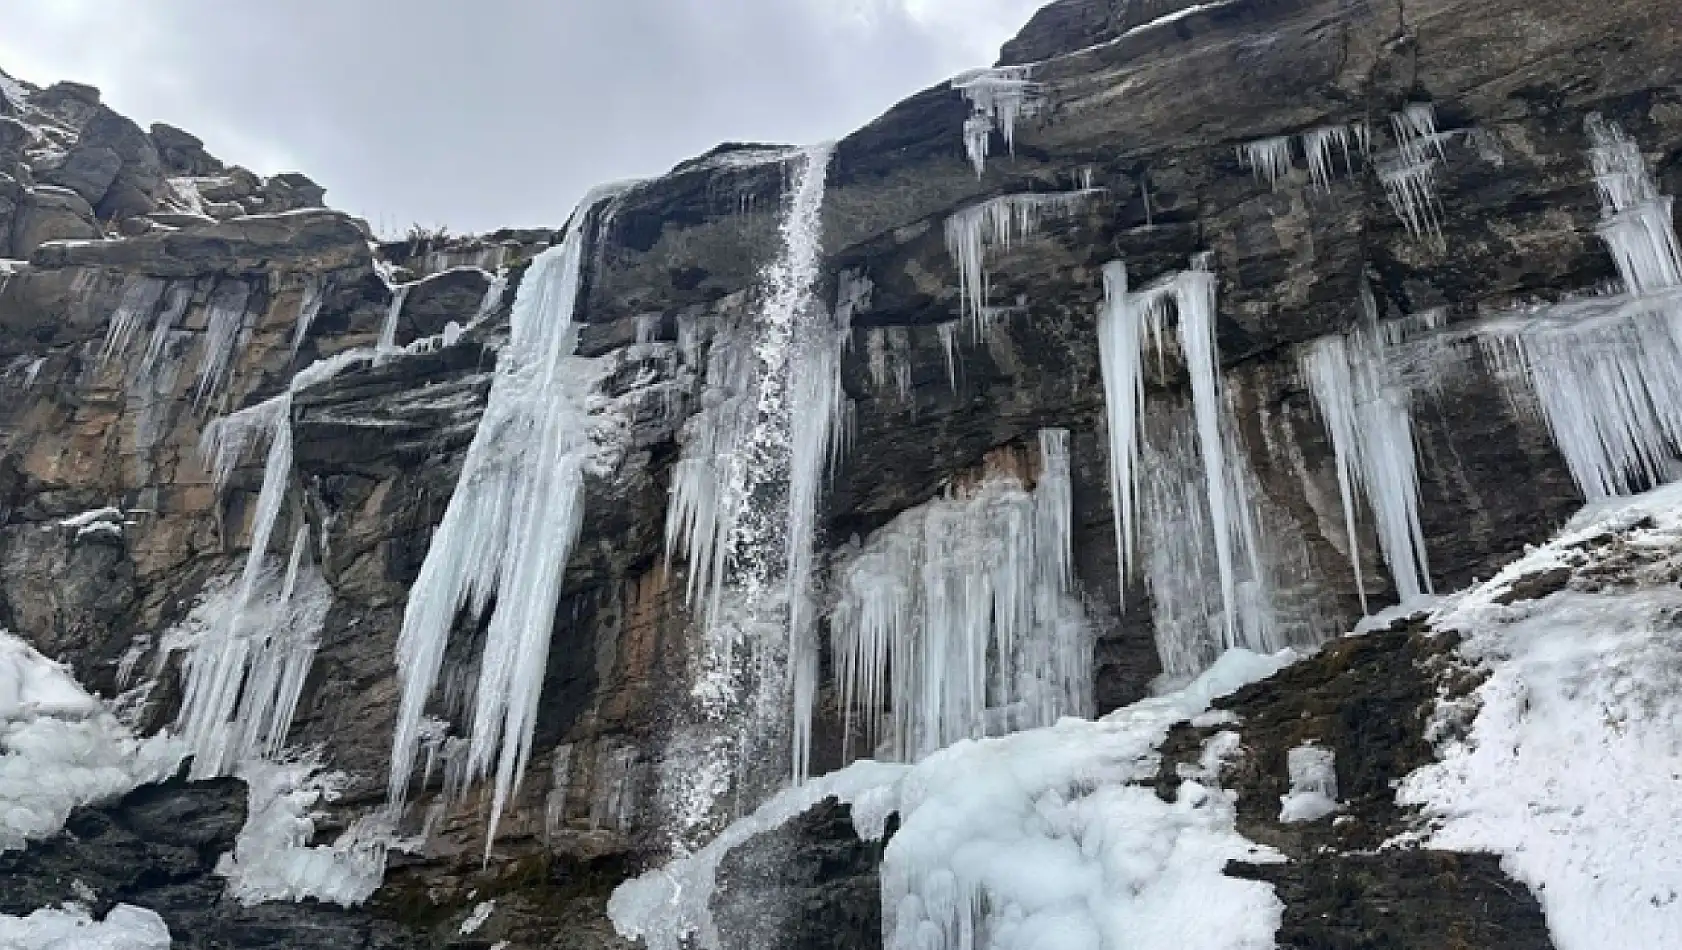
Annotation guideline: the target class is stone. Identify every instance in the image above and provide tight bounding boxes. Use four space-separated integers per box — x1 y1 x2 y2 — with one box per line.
30 207 372 277
149 121 224 176
10 183 100 256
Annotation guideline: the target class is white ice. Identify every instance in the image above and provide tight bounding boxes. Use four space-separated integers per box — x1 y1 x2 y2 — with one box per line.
1237 136 1293 188
0 904 171 950
217 759 390 907
951 67 1039 177
1277 744 1338 823
945 188 1100 337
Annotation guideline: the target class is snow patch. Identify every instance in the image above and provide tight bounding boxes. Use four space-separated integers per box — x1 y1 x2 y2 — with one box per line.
0 904 171 950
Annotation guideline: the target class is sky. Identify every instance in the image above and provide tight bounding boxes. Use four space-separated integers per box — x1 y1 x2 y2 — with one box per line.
0 0 1048 235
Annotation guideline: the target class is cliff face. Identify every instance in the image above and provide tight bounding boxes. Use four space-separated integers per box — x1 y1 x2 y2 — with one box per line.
0 0 1679 946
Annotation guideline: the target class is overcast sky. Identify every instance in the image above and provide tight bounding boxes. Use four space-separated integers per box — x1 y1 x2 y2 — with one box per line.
0 0 1046 234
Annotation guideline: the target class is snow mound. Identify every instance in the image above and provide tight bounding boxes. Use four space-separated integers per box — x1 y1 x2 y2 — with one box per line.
0 632 184 852
0 904 171 950
1401 481 1682 950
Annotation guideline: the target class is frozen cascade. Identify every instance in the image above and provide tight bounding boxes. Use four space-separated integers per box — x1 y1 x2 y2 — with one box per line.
951 66 1039 177
386 188 621 854
829 431 1090 763
1237 135 1293 187
98 277 167 366
1096 256 1272 666
1299 305 1434 610
1476 116 1682 499
192 280 253 407
945 187 1100 337
1303 125 1356 191
657 144 835 847
137 284 193 381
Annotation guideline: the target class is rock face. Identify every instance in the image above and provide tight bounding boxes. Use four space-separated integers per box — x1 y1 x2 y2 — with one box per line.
0 0 1678 946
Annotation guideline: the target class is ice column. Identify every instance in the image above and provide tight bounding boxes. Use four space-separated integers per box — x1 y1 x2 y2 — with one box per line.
1299 305 1434 610
1588 114 1682 296
387 190 618 853
1096 254 1270 660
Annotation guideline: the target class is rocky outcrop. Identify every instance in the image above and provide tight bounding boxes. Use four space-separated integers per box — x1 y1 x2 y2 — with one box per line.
1 0 1678 946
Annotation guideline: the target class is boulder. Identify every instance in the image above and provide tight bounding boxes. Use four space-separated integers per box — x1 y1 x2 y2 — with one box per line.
10 184 100 256
148 121 223 176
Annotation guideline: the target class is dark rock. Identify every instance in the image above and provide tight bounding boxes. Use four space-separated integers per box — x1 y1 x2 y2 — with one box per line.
150 121 224 177
30 208 372 277
10 183 101 256
714 800 886 950
396 268 491 345
37 105 167 220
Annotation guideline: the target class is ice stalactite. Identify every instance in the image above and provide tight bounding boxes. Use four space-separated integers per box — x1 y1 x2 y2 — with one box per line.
1475 116 1682 500
945 187 1101 337
951 66 1039 177
1237 135 1293 188
1299 300 1434 612
658 144 835 846
137 284 193 381
192 280 253 408
387 189 621 854
1097 255 1273 669
829 431 1090 763
379 282 412 351
1381 102 1450 244
290 275 328 356
99 277 167 366
1303 125 1356 191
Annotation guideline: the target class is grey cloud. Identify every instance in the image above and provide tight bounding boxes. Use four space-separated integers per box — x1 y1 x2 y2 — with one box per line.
4 0 1044 232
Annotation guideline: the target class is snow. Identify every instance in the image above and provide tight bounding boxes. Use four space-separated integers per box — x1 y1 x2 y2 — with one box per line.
1277 744 1338 823
217 759 390 906
1097 256 1274 671
829 431 1089 763
0 631 184 853
388 186 627 854
459 901 495 935
1400 481 1682 950
945 188 1101 337
1299 299 1433 611
615 647 1296 950
0 904 171 950
951 67 1039 177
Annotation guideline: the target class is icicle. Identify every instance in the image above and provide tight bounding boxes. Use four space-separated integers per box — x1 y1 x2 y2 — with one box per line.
1587 115 1682 296
945 188 1100 337
192 281 253 408
1236 135 1294 188
387 187 625 856
1096 254 1274 669
137 284 192 381
937 322 959 390
1299 296 1434 608
1303 126 1354 192
379 283 412 351
951 67 1039 177
1381 103 1450 243
290 275 328 356
829 432 1089 763
99 277 167 366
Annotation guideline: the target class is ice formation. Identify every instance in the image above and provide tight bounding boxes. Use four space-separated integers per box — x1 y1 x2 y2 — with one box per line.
0 903 172 950
379 282 412 351
1302 125 1356 191
290 275 328 356
1299 304 1433 611
945 187 1100 336
387 188 621 853
136 284 192 382
952 66 1039 177
1475 116 1682 499
1096 256 1273 667
829 431 1089 763
98 277 167 367
217 759 392 906
1400 482 1682 950
1278 744 1339 823
1237 135 1293 187
658 142 837 835
192 280 253 407
1 631 183 852
613 647 1297 950
1380 103 1450 243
